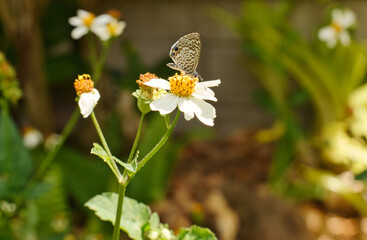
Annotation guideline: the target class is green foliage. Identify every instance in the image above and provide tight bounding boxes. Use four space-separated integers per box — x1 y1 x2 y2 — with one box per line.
34 166 69 237
91 143 137 173
85 192 151 240
213 0 367 202
177 225 218 240
0 105 32 199
56 146 111 206
85 192 218 240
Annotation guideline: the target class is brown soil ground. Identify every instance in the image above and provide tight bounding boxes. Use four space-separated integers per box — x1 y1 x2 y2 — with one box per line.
152 129 367 240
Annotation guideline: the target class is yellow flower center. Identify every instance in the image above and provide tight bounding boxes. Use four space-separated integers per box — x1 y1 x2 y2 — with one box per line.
332 22 342 33
169 73 198 97
74 74 94 96
107 22 117 36
83 13 95 27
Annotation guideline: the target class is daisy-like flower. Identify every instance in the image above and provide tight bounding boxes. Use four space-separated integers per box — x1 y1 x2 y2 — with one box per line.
143 73 221 126
23 126 43 149
74 74 100 118
91 10 126 41
68 10 112 39
318 8 356 48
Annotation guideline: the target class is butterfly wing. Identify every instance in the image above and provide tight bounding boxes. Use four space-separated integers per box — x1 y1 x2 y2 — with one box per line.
167 32 201 77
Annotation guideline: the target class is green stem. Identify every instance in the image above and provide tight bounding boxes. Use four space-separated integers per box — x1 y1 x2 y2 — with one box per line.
127 113 145 164
91 112 122 181
93 41 111 84
33 42 111 181
112 181 126 240
164 115 171 129
33 107 79 180
127 110 181 184
87 33 97 67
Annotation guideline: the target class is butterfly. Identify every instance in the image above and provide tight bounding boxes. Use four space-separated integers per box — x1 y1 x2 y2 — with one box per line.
167 32 202 81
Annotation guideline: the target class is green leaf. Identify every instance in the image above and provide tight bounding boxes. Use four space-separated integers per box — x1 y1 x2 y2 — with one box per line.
148 212 160 229
91 143 109 162
177 225 218 240
85 192 151 240
113 156 137 173
0 107 32 198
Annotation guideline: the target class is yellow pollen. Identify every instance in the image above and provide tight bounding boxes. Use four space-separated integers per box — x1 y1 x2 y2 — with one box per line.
136 72 158 87
169 73 198 97
332 22 342 32
107 23 117 36
74 74 94 96
83 13 95 27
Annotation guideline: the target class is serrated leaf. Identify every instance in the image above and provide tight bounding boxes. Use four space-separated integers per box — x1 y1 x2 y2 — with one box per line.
177 225 218 240
91 143 110 162
85 192 151 240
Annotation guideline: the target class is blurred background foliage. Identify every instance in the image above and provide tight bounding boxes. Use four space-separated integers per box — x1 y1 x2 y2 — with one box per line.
3 0 367 239
213 0 367 218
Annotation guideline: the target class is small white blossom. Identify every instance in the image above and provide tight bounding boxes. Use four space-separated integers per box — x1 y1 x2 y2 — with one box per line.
318 9 356 48
23 127 43 149
69 9 112 39
92 17 126 41
144 74 220 126
161 228 173 240
78 89 100 118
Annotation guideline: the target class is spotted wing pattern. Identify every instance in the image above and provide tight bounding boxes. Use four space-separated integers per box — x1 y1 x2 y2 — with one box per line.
167 32 201 79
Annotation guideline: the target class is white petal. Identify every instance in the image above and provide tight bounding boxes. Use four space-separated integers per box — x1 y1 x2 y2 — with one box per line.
78 89 100 118
331 9 343 23
339 10 356 28
114 21 127 36
318 26 336 42
93 14 113 26
191 97 216 126
201 79 221 88
178 98 195 121
77 9 91 18
91 89 100 103
71 26 89 39
339 31 351 46
193 80 220 101
193 85 217 101
68 16 83 26
143 79 170 90
93 27 110 41
150 93 179 115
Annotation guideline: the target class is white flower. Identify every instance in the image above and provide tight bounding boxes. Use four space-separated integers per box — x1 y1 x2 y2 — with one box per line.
144 74 221 126
318 9 356 48
68 9 112 39
92 17 126 41
78 89 100 118
23 127 43 149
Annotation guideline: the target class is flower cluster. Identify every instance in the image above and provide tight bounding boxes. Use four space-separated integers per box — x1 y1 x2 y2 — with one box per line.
143 73 221 126
133 72 167 114
74 74 100 118
69 9 126 41
318 8 356 48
